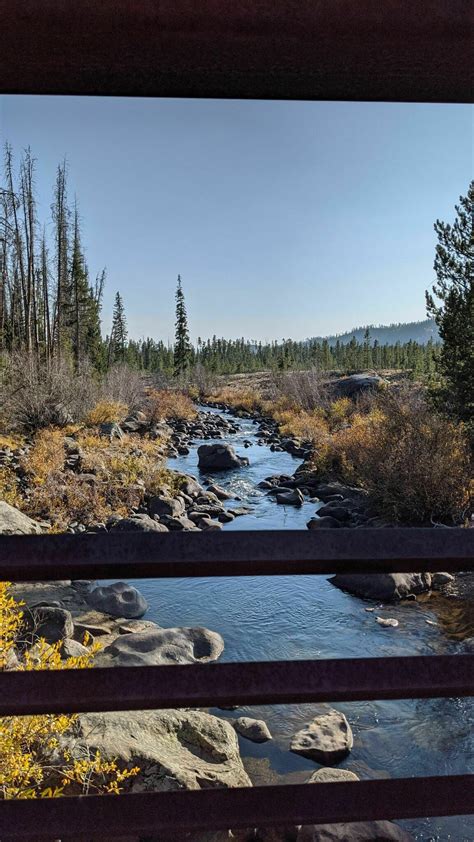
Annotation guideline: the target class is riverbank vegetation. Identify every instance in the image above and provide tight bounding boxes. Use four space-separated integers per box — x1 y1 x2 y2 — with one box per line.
207 374 472 525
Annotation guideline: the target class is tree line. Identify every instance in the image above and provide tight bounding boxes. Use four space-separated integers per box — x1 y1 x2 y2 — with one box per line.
1 146 471 436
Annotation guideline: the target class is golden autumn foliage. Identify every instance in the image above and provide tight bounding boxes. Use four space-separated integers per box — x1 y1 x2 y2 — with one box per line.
0 582 139 799
21 428 66 485
84 400 128 427
144 388 197 422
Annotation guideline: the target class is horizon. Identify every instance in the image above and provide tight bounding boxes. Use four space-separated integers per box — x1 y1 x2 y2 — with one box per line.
1 97 472 343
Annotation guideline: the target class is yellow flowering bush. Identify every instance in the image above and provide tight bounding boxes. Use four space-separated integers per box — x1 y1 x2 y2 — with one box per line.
0 582 139 799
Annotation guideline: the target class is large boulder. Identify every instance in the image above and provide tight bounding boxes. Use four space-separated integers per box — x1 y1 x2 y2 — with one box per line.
110 514 169 532
87 582 148 618
330 573 432 601
63 709 251 791
0 501 43 535
121 411 148 433
290 710 353 764
331 374 384 399
26 605 74 644
198 444 249 471
98 421 124 440
98 626 224 666
297 821 413 841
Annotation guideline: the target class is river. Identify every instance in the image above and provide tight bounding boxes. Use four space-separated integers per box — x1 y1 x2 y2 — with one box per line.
126 406 474 841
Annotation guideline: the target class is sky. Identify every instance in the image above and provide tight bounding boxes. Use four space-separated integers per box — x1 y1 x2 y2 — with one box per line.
0 96 472 343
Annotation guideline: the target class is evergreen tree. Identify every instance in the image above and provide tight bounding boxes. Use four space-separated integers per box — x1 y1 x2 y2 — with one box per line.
426 181 474 438
109 291 128 364
173 274 191 378
363 327 372 369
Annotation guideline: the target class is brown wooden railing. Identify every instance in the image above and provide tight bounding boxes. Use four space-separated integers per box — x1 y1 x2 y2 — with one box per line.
1 528 473 840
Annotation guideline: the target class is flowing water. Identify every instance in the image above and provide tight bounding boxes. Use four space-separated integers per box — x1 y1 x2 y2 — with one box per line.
126 406 474 841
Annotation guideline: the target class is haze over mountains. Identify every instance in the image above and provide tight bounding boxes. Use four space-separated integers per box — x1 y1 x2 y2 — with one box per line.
312 318 439 347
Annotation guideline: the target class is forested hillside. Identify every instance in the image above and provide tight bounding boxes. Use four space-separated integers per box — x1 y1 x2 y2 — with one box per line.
310 319 439 347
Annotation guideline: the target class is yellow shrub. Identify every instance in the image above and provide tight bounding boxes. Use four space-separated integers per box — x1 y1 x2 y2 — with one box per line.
84 400 128 427
0 434 25 450
208 387 265 414
327 397 353 429
22 428 65 485
0 582 139 799
144 389 196 422
0 466 21 507
274 408 329 443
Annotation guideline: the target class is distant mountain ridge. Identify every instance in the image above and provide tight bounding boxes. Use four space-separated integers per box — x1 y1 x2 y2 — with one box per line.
311 318 439 346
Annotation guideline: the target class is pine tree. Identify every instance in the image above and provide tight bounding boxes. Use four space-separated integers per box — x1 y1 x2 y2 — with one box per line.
426 181 474 438
173 275 191 378
109 291 128 364
363 327 372 369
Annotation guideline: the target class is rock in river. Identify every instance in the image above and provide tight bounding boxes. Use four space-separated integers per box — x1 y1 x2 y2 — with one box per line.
330 572 432 601
98 626 224 666
290 709 353 764
308 767 359 783
232 717 272 743
276 489 304 506
307 516 341 529
87 581 148 618
63 709 251 791
148 495 186 518
198 443 249 471
110 513 169 532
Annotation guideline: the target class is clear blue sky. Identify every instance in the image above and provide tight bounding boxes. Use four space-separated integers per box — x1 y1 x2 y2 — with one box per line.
1 97 472 343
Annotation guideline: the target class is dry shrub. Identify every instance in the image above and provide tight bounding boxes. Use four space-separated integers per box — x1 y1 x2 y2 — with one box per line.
0 465 21 507
84 400 128 426
270 368 332 412
144 389 197 422
330 392 472 524
0 353 99 432
25 473 138 531
102 364 145 411
190 363 219 397
208 387 264 414
22 429 174 530
273 406 329 443
23 428 66 485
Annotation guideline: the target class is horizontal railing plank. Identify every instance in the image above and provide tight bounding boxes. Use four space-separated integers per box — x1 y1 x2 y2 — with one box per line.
1 776 473 838
2 655 473 716
1 528 472 581
1 0 472 103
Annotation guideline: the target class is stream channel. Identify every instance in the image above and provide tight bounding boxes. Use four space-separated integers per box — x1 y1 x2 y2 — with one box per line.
125 405 474 841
